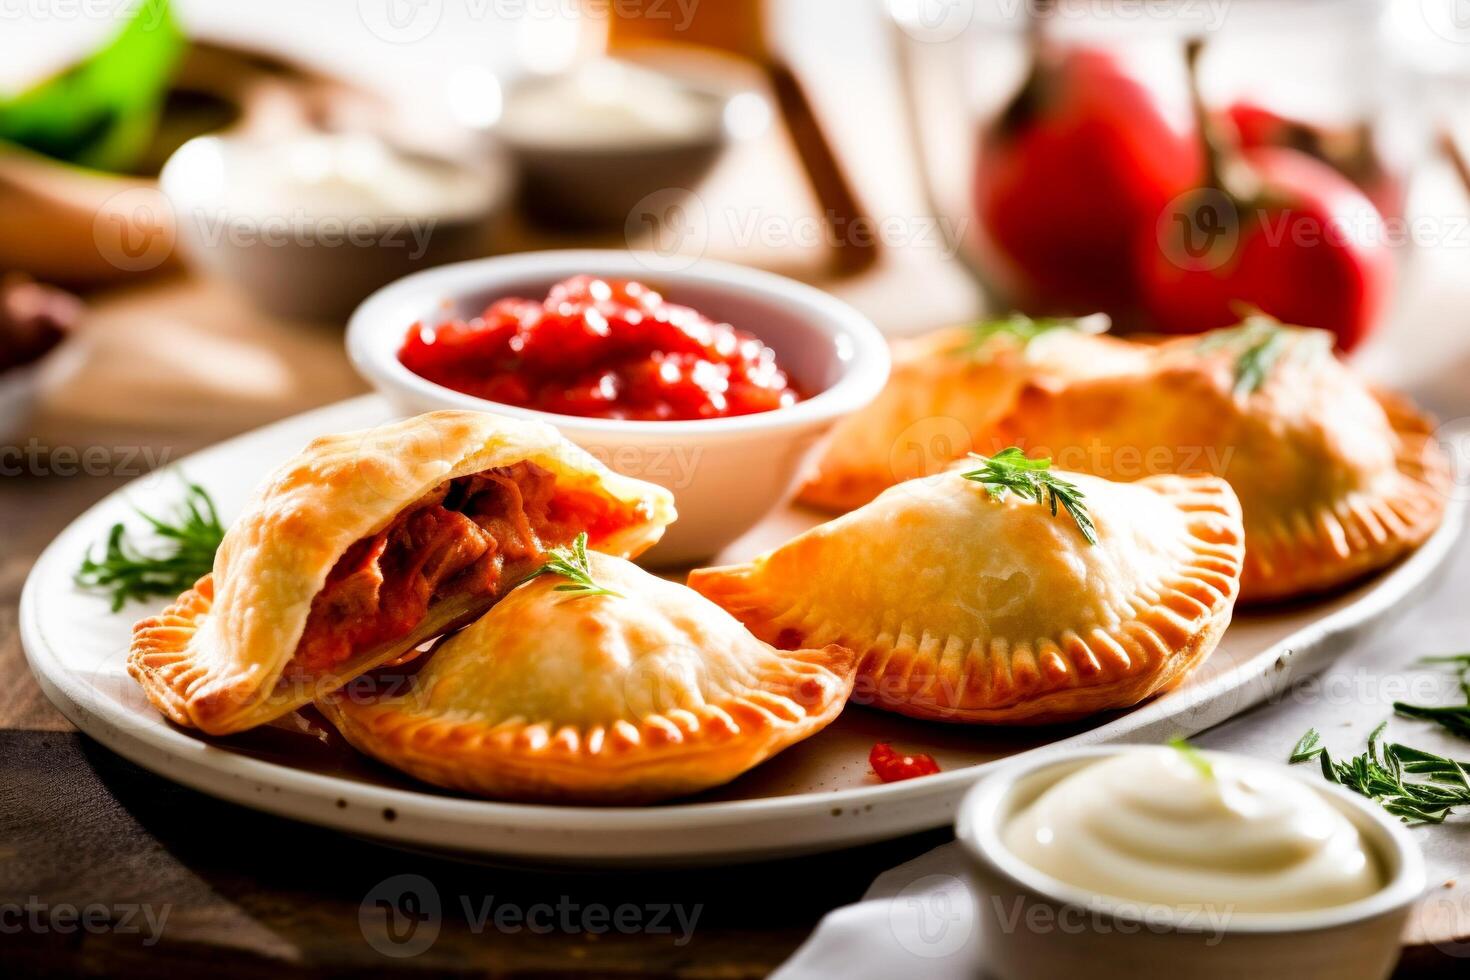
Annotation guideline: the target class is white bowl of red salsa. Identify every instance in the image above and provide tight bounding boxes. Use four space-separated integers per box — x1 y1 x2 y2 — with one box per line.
347 250 890 565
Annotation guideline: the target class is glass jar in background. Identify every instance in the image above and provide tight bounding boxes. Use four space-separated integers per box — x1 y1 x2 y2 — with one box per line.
890 0 1425 352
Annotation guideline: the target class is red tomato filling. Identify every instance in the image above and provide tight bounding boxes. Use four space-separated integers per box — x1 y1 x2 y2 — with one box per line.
869 743 941 783
290 462 630 679
398 275 803 421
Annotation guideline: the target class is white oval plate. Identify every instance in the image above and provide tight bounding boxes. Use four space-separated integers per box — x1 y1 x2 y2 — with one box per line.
21 396 1464 867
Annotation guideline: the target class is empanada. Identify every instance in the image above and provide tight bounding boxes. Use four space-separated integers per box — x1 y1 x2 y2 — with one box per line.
798 319 1144 512
692 461 1244 724
318 550 855 803
129 411 675 735
995 324 1450 600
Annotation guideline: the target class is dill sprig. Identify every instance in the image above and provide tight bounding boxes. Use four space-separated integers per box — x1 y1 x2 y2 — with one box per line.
518 532 621 600
1167 736 1215 781
1290 724 1470 824
950 312 1109 360
1393 654 1470 739
75 480 225 612
960 447 1097 545
1197 314 1331 398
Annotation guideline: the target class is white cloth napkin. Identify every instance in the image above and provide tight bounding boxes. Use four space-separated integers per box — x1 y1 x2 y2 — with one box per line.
774 500 1470 979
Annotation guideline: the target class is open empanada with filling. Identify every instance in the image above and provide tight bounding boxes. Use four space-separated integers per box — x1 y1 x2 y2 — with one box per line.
993 322 1450 601
692 458 1244 724
129 410 675 735
798 317 1145 512
318 549 855 803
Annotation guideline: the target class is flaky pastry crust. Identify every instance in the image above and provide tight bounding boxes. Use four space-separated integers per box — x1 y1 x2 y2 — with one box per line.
996 333 1450 601
692 468 1244 724
129 411 676 735
798 327 1146 512
318 554 855 803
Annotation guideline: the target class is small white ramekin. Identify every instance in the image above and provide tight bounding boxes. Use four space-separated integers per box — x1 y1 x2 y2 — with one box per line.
346 250 890 565
956 746 1427 980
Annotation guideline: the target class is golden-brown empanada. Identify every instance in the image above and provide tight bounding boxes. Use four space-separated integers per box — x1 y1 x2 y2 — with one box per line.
995 324 1450 601
318 552 855 803
798 319 1144 512
129 411 675 735
692 464 1244 724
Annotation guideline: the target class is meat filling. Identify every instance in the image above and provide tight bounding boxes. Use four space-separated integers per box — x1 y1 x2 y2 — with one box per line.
291 462 619 679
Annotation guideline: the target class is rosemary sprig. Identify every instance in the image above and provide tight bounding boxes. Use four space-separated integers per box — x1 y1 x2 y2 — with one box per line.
517 532 621 600
1167 736 1215 781
960 447 1097 545
950 312 1109 360
75 480 225 612
1393 654 1470 739
1197 314 1331 398
1289 724 1470 824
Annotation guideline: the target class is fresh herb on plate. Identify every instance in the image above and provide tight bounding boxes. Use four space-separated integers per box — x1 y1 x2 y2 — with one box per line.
1168 735 1215 781
1393 654 1470 739
961 447 1098 545
75 479 224 611
517 532 622 600
1289 724 1470 824
950 312 1109 360
1197 314 1332 398
0 0 185 172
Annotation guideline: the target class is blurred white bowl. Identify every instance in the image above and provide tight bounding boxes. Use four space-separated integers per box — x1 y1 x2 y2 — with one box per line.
346 250 890 565
956 746 1426 980
497 59 730 229
161 133 511 322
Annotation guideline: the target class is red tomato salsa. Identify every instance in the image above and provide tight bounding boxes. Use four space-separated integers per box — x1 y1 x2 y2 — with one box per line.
869 742 941 783
398 275 804 421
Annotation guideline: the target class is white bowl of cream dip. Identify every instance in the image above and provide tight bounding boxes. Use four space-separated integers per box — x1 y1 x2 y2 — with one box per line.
956 746 1426 980
161 132 511 321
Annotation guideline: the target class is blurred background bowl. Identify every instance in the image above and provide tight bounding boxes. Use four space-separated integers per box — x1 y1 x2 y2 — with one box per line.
160 132 512 321
497 58 731 229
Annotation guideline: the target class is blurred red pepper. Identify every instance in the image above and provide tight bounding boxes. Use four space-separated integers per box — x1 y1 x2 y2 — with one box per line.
975 45 1203 319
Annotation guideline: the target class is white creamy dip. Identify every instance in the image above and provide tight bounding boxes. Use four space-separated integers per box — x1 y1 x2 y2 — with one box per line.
1003 748 1384 913
499 59 721 150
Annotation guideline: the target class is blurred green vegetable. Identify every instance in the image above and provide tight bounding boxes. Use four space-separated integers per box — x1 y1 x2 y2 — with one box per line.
0 0 185 172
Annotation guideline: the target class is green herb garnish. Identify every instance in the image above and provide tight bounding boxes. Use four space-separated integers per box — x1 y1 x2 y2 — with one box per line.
1168 736 1215 781
76 479 224 611
951 312 1109 360
960 447 1097 545
1289 723 1470 824
1197 314 1331 398
1393 654 1470 739
0 0 185 172
517 532 621 600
